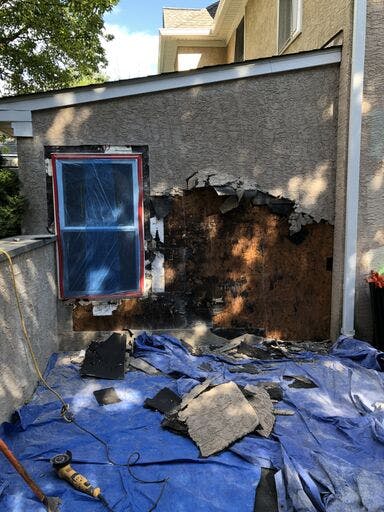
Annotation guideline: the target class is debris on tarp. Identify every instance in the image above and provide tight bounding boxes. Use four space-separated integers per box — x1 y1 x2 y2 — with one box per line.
284 375 318 388
93 387 121 406
206 332 332 361
4 334 384 511
242 385 275 438
80 332 126 380
70 350 85 365
144 387 182 414
178 378 212 412
180 382 259 457
254 468 278 512
127 356 160 375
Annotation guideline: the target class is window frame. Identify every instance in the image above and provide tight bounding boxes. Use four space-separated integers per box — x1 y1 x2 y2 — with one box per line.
52 153 145 300
277 0 303 55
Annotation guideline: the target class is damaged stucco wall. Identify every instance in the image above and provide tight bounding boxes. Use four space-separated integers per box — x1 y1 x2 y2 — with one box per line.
73 188 334 340
0 238 58 423
18 63 339 235
15 63 339 344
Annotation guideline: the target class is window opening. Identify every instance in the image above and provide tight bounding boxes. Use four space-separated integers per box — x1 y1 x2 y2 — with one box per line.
52 154 144 299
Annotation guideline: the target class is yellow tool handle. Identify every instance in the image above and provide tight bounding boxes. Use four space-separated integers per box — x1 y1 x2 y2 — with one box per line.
58 465 101 498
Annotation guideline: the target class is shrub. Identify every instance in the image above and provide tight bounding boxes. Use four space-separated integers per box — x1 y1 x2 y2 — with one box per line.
0 168 27 238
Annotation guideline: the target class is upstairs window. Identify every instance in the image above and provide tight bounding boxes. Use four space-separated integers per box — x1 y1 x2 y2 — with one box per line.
278 0 302 53
52 154 144 299
234 17 245 63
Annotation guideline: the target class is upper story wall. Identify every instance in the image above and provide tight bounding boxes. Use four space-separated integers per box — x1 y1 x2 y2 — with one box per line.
169 0 351 70
237 0 350 61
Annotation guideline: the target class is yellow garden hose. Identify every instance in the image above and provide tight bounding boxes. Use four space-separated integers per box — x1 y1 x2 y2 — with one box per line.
0 248 73 422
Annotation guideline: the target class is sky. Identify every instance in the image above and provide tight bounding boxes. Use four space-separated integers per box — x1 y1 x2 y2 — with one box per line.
103 0 210 80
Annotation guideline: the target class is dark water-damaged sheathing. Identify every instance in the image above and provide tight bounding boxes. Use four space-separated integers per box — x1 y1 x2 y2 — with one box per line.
1 335 384 511
74 187 333 341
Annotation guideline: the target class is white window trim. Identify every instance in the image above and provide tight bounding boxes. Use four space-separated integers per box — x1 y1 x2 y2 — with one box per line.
277 0 303 55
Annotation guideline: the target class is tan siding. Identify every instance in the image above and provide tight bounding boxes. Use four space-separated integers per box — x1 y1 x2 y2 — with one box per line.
286 0 350 54
244 0 278 60
176 46 227 70
227 31 236 63
163 8 214 29
242 0 348 61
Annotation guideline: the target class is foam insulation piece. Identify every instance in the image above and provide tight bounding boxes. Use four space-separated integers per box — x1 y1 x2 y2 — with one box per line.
104 146 132 153
45 158 53 176
150 216 164 243
92 303 118 316
183 381 259 457
178 379 212 419
244 384 275 438
151 252 165 293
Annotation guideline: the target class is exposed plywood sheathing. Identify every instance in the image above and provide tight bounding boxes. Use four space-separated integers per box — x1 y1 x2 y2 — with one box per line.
73 188 333 340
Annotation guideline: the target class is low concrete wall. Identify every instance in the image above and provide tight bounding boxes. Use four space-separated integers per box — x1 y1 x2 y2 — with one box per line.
0 236 58 423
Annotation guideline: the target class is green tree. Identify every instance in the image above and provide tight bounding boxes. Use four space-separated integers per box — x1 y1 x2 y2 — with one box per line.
0 168 26 238
0 0 118 95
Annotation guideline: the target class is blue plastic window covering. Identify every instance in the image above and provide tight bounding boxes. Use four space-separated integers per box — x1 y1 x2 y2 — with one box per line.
54 156 142 298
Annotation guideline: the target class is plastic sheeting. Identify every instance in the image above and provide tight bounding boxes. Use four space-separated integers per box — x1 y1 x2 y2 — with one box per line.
1 335 384 511
54 157 142 297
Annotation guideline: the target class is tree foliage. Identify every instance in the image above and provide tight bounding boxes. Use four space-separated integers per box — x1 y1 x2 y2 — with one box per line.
0 167 26 238
0 0 118 94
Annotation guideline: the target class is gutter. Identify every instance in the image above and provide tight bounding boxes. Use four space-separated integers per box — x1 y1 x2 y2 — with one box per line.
341 0 367 336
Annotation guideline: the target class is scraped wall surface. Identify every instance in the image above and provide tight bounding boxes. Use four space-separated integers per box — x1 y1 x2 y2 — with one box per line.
73 188 333 340
0 238 58 423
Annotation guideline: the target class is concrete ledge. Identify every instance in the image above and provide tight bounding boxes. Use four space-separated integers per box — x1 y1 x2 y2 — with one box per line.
0 235 56 262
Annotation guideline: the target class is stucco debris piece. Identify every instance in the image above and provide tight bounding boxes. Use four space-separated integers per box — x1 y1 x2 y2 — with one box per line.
161 412 189 436
284 375 318 389
182 381 259 457
93 387 121 406
127 356 160 375
144 387 182 414
228 364 260 375
243 385 275 438
80 333 126 380
179 379 212 420
257 382 283 401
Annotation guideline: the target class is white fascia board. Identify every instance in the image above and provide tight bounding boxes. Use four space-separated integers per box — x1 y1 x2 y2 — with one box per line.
212 0 248 41
0 48 341 116
0 110 32 122
11 121 33 137
160 28 212 37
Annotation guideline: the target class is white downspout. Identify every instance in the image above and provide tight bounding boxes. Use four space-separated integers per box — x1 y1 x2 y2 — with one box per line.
341 0 367 336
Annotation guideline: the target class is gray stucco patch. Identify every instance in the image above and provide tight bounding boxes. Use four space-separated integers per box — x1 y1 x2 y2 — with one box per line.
18 64 339 233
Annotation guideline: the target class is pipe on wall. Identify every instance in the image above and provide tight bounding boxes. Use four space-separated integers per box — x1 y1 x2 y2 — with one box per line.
341 0 367 336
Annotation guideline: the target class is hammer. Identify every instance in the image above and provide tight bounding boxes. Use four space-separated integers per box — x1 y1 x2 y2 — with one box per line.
0 438 61 512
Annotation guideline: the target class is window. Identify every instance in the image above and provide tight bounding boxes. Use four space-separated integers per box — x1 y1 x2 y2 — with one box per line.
234 17 245 63
278 0 302 53
52 154 144 299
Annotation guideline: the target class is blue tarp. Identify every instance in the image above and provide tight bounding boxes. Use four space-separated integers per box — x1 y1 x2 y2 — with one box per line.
1 335 384 511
